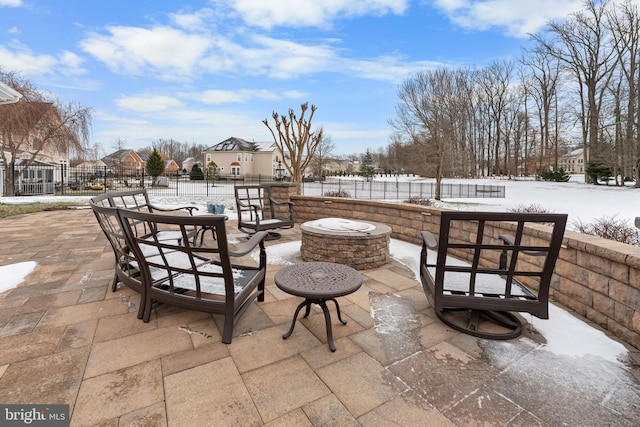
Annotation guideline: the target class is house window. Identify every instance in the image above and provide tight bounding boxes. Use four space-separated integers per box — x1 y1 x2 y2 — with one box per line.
231 167 240 176
251 154 254 162
237 154 242 162
245 154 248 161
207 155 211 163
136 162 141 169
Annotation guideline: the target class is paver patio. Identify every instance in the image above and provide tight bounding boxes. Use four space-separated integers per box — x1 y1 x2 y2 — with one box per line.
0 208 639 426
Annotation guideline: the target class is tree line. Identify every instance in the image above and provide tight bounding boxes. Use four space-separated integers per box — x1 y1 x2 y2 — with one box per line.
378 0 640 190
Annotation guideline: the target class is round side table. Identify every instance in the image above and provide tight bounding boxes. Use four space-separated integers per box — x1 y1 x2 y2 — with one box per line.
274 262 363 352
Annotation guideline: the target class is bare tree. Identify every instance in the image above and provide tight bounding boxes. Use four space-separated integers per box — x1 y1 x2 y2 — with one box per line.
607 0 640 185
390 68 470 199
0 70 92 194
478 60 514 176
308 134 334 178
520 47 562 170
533 0 618 177
263 102 324 194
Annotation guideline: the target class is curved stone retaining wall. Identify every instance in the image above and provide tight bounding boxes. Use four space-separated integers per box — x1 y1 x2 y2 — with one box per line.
269 183 640 350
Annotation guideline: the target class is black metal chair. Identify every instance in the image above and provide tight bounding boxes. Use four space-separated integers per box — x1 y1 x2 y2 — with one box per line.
91 189 198 292
90 200 147 319
234 184 294 239
117 208 268 344
420 211 567 339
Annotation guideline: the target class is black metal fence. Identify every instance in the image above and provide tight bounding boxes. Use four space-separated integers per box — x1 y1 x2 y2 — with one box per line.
0 164 505 200
311 179 505 200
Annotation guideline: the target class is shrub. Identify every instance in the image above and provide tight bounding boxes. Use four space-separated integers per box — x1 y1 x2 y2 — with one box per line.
573 216 640 246
404 197 434 206
537 168 570 182
324 190 351 198
508 203 551 214
189 164 204 180
585 159 613 184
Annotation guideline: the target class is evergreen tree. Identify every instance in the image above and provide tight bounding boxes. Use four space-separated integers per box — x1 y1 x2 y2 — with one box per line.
585 159 613 185
359 150 376 181
189 164 204 180
145 149 165 184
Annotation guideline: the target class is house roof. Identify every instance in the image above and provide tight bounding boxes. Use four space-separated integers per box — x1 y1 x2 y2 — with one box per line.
564 148 584 158
205 137 275 153
101 149 142 167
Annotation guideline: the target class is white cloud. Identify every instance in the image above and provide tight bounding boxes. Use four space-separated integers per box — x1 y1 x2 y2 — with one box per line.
170 8 215 31
431 0 584 37
116 94 184 112
79 26 212 79
58 51 87 76
0 0 22 7
76 7 437 84
189 88 286 104
0 43 56 75
226 0 409 29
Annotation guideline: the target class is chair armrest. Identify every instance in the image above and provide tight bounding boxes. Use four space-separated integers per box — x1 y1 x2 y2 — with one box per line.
229 231 268 257
499 234 545 256
151 205 199 216
269 197 294 209
421 231 438 249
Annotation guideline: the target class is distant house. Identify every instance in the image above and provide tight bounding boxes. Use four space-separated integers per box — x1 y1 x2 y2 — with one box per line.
163 159 180 176
560 148 585 174
102 149 145 177
202 137 285 178
182 155 202 173
0 101 71 195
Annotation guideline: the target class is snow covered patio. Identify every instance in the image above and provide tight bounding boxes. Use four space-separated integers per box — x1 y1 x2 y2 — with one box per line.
0 208 639 425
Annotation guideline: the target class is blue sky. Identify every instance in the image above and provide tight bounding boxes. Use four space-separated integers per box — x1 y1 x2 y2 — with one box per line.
0 0 587 156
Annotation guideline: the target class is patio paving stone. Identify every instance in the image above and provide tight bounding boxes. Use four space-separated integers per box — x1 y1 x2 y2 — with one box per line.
0 326 65 365
262 408 312 427
0 346 88 405
315 351 405 418
357 392 453 426
302 393 359 426
117 401 167 427
73 359 164 426
84 325 193 378
242 355 330 423
164 357 262 427
36 297 130 329
228 324 320 374
57 319 97 351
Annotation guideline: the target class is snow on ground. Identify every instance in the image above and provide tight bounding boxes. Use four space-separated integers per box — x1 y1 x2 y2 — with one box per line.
1 174 638 228
0 261 37 294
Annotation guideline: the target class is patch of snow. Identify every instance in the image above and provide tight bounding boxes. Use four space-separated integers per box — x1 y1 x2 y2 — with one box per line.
0 261 37 293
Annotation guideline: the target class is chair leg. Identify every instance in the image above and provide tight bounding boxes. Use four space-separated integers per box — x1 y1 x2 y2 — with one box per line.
222 318 234 344
111 272 119 292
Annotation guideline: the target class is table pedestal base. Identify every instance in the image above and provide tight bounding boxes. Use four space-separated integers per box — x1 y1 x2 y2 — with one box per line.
282 298 347 352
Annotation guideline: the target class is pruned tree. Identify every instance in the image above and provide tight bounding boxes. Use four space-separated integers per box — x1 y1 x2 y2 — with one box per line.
263 102 324 194
0 69 92 194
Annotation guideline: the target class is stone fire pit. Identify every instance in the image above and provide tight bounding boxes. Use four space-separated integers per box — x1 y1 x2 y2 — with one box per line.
300 218 392 270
